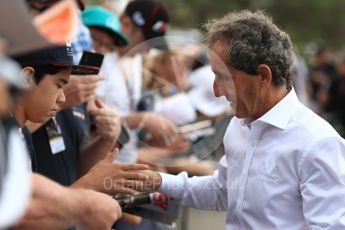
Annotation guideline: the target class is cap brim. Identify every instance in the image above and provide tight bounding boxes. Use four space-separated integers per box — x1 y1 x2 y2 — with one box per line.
53 63 100 75
111 32 129 47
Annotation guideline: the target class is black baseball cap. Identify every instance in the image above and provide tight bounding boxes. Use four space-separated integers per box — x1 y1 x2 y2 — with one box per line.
12 45 100 75
124 0 170 50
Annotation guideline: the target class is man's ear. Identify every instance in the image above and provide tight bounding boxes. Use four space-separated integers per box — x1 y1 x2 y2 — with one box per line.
257 64 272 86
20 67 35 89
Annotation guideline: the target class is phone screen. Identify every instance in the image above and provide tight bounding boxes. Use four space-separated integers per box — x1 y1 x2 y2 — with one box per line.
76 51 104 75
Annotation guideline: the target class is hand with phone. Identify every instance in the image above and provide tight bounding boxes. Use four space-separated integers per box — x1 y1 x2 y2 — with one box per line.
61 74 103 109
61 51 104 109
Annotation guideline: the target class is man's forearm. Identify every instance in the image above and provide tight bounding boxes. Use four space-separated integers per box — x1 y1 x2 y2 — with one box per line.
158 172 227 211
156 156 228 211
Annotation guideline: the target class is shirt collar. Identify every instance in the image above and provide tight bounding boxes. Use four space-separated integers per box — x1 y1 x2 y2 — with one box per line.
257 88 300 130
240 88 300 130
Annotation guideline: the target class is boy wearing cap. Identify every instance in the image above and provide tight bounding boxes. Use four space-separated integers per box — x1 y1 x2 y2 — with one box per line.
14 44 149 190
9 45 123 229
25 1 142 194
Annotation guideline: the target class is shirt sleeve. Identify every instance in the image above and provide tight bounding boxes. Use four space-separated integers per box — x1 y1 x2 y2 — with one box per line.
158 155 228 211
300 137 345 229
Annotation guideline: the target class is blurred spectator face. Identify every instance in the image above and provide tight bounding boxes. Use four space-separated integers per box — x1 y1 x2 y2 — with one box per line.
119 15 147 54
153 52 189 92
89 27 115 54
337 58 345 78
315 48 332 65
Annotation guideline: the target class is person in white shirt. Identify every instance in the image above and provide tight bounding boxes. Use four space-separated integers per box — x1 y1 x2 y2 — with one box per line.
137 10 345 229
96 0 178 164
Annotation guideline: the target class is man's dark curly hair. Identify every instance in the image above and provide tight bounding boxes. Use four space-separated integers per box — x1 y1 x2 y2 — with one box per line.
204 10 293 88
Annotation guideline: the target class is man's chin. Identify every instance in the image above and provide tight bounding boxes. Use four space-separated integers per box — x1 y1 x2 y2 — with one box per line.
233 109 246 119
233 111 240 118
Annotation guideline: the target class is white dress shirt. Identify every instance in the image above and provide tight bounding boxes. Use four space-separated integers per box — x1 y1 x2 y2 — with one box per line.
159 89 345 229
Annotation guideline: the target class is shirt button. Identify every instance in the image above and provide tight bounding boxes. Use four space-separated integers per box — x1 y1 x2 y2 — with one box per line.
251 141 257 148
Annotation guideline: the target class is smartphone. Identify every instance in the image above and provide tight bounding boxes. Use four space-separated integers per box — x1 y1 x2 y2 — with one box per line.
79 51 104 68
72 51 104 75
116 123 131 150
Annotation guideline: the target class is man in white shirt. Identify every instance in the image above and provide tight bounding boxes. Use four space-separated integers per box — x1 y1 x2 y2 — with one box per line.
138 10 345 229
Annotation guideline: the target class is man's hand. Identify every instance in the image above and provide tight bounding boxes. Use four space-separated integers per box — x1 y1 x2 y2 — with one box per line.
88 98 121 146
73 148 150 194
134 170 162 193
139 136 191 164
77 189 122 230
146 134 191 152
137 112 178 146
62 75 103 109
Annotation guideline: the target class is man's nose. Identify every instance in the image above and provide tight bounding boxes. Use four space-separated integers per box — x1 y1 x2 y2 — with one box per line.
213 79 224 97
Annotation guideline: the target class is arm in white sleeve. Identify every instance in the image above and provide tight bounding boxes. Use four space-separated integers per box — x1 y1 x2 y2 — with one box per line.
158 155 228 211
300 137 345 229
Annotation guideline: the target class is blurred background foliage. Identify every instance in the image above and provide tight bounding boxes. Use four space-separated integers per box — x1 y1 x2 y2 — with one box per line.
85 0 345 50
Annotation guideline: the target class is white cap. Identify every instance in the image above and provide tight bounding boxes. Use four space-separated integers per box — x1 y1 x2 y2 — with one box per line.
154 93 197 125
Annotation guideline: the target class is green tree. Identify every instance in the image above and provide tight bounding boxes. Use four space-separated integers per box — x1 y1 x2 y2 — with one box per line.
163 0 345 49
